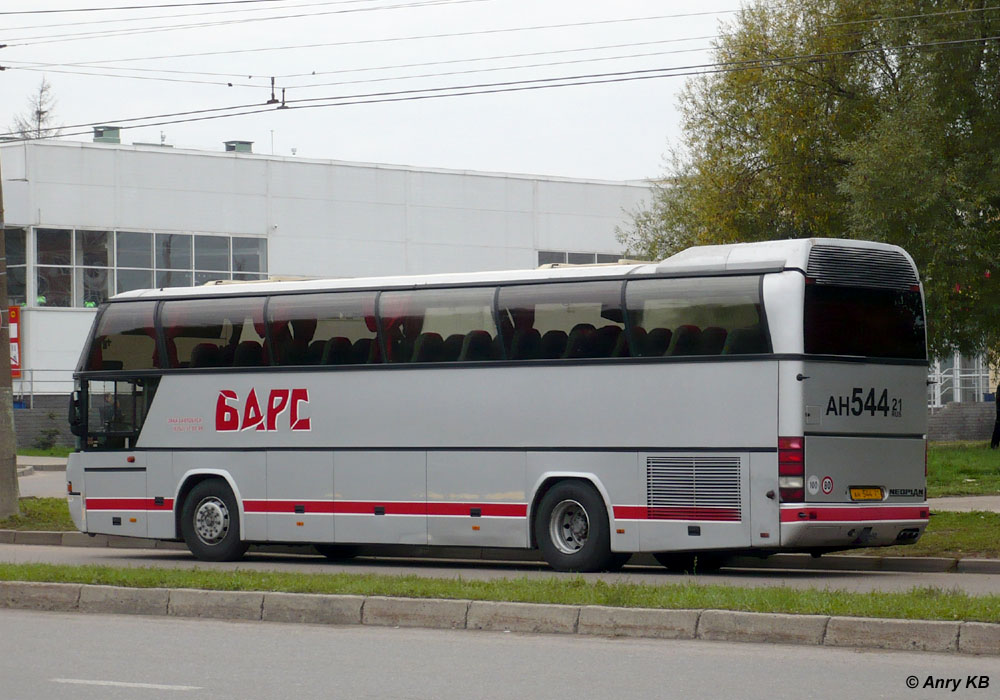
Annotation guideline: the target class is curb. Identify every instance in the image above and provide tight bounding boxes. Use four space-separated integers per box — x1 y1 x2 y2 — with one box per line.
3 530 1000 574
0 581 997 656
15 467 33 477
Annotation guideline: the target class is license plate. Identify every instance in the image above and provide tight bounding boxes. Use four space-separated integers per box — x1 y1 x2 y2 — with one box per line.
850 487 883 501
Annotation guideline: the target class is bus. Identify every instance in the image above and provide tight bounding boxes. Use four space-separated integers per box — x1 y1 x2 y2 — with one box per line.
66 238 929 572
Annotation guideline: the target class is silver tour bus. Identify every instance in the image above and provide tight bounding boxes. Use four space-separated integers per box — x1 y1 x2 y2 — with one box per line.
66 238 929 572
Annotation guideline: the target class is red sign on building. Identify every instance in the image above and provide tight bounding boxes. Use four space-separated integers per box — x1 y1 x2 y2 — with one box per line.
9 306 21 379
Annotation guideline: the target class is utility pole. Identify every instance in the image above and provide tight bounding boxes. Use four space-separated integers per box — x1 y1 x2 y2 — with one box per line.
0 147 21 519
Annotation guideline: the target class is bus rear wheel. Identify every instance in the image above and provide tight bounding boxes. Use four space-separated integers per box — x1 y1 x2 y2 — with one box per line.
180 479 249 562
535 481 616 572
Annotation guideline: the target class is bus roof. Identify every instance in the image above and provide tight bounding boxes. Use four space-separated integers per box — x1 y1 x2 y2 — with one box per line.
111 238 915 301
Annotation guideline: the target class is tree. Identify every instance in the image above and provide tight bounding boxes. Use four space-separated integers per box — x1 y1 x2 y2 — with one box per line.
0 159 21 519
620 0 1000 359
9 77 62 140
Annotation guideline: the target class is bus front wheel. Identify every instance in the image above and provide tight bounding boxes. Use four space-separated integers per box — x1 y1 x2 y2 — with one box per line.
535 481 616 572
180 479 249 562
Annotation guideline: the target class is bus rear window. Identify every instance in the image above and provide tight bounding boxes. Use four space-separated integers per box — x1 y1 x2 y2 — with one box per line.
804 285 926 360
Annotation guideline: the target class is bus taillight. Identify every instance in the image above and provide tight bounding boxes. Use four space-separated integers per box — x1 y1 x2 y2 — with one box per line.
778 436 804 502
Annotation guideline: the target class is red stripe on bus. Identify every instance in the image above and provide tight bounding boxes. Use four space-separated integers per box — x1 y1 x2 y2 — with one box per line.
86 498 174 511
779 506 929 523
242 500 527 517
613 506 741 521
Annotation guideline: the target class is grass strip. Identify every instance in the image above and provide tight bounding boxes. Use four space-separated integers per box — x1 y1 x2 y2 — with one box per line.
0 498 76 531
1 562 998 623
859 511 1000 559
17 447 74 459
928 442 1000 497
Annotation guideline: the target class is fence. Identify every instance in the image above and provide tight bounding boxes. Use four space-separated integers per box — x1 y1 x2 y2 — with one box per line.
12 368 75 410
927 363 994 409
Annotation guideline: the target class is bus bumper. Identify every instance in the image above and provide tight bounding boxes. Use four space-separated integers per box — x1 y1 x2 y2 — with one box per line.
779 504 929 548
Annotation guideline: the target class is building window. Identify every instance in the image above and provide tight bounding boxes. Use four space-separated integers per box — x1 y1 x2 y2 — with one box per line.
195 235 230 273
20 228 267 307
36 229 72 306
3 227 27 305
233 237 267 275
537 250 622 266
155 233 191 271
75 231 113 307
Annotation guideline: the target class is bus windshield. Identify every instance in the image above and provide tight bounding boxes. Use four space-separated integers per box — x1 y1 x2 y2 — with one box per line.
804 284 926 360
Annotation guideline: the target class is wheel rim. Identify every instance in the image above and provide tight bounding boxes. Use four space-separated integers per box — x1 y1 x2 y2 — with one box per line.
193 496 230 546
548 499 589 555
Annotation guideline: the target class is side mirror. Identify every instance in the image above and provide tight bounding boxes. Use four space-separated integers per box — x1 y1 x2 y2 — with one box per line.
68 390 86 437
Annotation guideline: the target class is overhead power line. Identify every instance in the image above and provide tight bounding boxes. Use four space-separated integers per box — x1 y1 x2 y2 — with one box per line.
9 11 734 60
2 0 386 33
0 0 292 15
4 0 496 46
3 32 998 142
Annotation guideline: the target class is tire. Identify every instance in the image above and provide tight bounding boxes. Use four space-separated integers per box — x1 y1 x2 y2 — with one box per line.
653 551 724 574
180 478 249 562
314 544 360 561
534 481 616 572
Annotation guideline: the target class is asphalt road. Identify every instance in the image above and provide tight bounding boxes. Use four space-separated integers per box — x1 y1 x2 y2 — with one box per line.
2 608 998 700
4 543 1000 595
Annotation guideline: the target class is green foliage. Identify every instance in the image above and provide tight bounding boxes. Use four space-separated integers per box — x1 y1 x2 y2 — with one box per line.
32 429 62 451
620 0 1000 359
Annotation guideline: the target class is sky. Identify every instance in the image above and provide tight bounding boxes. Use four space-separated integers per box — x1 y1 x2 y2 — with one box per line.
0 0 745 181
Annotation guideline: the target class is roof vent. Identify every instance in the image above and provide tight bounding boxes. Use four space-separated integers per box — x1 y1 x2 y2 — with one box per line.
224 140 253 153
93 126 121 144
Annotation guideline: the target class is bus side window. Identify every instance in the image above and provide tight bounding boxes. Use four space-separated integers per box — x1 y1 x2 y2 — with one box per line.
625 276 767 357
497 281 624 361
379 287 499 364
267 291 381 366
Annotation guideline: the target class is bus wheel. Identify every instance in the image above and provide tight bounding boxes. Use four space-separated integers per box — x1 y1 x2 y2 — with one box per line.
535 481 615 572
180 479 249 562
314 544 360 562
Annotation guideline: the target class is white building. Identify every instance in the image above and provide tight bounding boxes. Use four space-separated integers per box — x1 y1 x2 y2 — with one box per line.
1 134 651 398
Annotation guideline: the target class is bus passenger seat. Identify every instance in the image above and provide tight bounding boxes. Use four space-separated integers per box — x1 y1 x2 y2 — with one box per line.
190 343 222 368
510 328 541 360
442 334 465 361
627 327 647 357
322 337 353 365
700 326 728 355
458 330 493 361
540 330 568 359
563 326 597 358
306 340 326 364
411 332 444 362
232 341 263 367
350 338 374 364
667 325 702 356
594 326 621 358
644 328 672 356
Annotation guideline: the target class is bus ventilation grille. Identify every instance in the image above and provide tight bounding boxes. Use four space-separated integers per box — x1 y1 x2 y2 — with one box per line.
807 246 918 290
646 456 742 522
